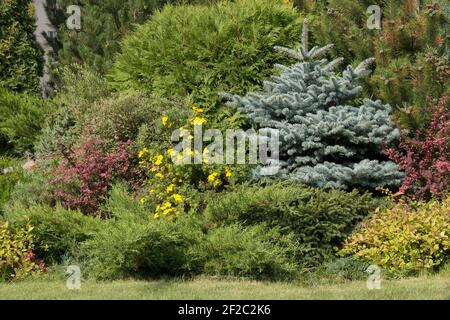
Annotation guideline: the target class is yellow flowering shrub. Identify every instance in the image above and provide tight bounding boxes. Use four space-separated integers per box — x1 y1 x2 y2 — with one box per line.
339 196 450 274
138 106 244 220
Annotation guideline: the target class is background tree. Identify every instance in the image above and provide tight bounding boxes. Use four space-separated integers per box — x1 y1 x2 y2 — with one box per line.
0 0 43 93
44 0 217 74
297 0 450 132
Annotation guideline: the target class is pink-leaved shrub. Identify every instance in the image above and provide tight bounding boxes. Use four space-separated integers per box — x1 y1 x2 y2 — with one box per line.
385 95 450 199
52 134 143 215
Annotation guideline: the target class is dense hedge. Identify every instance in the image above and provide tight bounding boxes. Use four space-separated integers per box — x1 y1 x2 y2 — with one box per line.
4 204 102 263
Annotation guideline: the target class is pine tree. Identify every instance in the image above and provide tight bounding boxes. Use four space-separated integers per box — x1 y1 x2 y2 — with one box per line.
223 20 404 189
302 0 450 132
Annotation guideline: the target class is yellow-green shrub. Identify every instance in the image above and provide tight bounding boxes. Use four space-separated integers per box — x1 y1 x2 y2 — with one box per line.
0 222 45 281
339 197 450 274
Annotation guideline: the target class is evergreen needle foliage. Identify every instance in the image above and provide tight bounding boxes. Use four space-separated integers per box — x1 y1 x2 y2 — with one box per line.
223 20 403 189
0 0 43 94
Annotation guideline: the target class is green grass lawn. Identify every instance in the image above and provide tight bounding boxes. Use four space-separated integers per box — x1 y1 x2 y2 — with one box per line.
1 273 450 300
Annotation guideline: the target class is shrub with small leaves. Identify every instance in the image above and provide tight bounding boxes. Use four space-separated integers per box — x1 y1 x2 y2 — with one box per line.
385 94 450 200
51 134 143 215
139 108 249 220
0 222 45 281
339 196 450 275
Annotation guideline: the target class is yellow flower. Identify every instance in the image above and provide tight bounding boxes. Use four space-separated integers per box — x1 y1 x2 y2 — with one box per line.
207 172 219 183
167 148 174 156
162 201 172 209
163 208 175 215
188 134 194 140
148 189 155 194
162 116 170 127
190 117 207 126
192 106 204 113
225 166 232 177
154 155 164 166
153 213 160 220
140 197 146 204
173 194 184 202
166 184 175 193
138 148 148 158
155 173 164 179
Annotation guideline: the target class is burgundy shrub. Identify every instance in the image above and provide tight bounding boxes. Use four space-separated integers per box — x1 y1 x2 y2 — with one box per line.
385 95 450 199
52 134 143 215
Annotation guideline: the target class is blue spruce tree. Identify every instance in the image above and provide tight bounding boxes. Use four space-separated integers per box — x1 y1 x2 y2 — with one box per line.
222 20 403 189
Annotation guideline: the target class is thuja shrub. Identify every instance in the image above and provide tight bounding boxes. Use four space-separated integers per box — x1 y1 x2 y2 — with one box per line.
109 0 302 117
0 0 43 93
339 196 450 275
385 94 450 200
204 181 384 266
51 134 143 215
0 222 46 281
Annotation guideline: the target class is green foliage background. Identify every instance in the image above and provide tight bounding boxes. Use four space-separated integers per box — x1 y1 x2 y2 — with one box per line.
45 0 220 74
0 0 43 94
109 0 303 120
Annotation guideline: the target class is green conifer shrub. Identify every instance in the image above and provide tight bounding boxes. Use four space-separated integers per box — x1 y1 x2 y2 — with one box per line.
204 181 385 267
0 88 55 155
303 0 450 131
4 204 102 263
0 0 43 93
109 0 303 120
45 0 218 74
